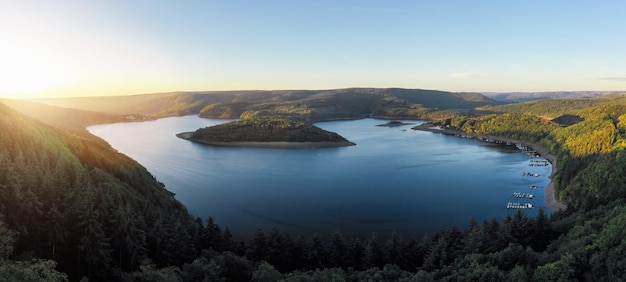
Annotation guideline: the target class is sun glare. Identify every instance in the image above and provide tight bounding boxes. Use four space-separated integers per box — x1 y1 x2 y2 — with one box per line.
0 53 77 99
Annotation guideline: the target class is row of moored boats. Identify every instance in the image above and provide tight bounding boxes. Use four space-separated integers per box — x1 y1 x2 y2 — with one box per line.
507 158 549 209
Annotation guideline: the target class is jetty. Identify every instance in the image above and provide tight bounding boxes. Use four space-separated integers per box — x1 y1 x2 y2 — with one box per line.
512 192 534 199
507 202 534 209
528 160 549 167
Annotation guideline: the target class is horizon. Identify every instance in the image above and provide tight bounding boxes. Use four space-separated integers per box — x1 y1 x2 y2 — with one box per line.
2 1 626 99
5 87 626 101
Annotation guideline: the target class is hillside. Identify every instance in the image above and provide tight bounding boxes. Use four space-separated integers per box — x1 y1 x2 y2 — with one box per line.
178 117 355 149
483 91 624 102
7 90 626 280
0 102 200 280
478 93 626 118
35 88 500 121
1 99 148 135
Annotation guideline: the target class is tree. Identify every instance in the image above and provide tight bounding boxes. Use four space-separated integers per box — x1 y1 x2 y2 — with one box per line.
362 234 383 269
0 217 17 259
45 204 67 260
532 253 576 282
112 204 147 270
249 228 268 262
251 261 282 282
77 208 112 278
305 233 326 269
383 230 405 268
328 231 347 268
0 259 69 282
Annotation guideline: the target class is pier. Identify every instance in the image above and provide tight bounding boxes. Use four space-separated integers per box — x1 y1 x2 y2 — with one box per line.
507 202 533 209
512 192 534 199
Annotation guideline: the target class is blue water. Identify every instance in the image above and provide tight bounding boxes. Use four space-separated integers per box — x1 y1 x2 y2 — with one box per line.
88 116 552 239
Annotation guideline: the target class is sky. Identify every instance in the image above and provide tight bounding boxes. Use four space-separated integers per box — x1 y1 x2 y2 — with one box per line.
2 0 626 99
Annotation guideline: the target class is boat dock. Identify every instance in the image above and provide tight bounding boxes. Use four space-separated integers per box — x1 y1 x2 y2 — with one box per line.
507 202 533 209
528 160 549 167
512 192 534 199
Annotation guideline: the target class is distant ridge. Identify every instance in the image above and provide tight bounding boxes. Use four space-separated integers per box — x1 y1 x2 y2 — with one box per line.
483 91 625 102
33 88 500 121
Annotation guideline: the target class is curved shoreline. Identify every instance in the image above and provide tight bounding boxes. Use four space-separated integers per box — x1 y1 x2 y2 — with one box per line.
413 124 567 212
176 132 356 149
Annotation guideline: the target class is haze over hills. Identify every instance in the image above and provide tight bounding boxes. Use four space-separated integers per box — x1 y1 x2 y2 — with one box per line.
34 88 501 121
478 93 626 118
0 98 146 135
483 91 625 103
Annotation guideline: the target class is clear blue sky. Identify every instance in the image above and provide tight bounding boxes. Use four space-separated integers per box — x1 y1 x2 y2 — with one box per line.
2 0 626 98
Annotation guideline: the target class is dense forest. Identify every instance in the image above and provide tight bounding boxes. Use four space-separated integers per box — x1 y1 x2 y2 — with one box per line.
34 88 500 121
181 117 353 144
3 91 626 280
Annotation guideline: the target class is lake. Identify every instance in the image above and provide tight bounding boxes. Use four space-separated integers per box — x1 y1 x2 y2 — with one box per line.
88 116 552 240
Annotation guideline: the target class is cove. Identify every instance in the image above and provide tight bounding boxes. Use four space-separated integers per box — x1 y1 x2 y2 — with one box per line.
88 116 553 239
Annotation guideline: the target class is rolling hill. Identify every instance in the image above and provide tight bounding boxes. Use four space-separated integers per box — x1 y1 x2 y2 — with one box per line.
35 88 501 121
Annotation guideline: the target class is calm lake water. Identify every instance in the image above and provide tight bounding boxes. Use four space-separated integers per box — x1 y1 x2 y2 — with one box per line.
88 116 552 239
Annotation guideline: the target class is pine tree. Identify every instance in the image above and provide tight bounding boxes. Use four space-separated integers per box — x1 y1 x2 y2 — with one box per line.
384 230 406 268
328 231 347 268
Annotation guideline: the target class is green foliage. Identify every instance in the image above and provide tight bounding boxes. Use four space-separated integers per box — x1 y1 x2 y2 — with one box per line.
35 88 499 121
0 103 199 280
0 259 68 282
251 261 282 282
187 117 351 143
8 90 626 280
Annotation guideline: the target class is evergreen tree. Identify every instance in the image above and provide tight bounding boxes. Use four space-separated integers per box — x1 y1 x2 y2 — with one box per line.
305 233 326 269
328 231 347 268
383 230 406 268
249 228 268 261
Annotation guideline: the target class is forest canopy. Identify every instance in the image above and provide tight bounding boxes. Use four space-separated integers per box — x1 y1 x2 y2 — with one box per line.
3 91 626 280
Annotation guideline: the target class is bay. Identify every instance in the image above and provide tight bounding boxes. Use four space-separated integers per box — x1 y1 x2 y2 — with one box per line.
88 116 552 239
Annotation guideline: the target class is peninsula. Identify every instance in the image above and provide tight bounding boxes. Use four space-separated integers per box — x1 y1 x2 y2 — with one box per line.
177 117 356 149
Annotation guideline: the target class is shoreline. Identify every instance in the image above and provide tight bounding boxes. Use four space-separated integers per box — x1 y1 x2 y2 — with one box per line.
176 132 356 150
413 124 567 212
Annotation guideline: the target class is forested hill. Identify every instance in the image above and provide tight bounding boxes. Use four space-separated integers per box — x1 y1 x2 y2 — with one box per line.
179 117 355 147
478 93 626 118
0 99 149 135
483 91 624 102
0 102 199 280
6 92 626 279
35 88 500 121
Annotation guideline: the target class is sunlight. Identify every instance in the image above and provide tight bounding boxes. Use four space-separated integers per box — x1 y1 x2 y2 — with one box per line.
0 52 77 99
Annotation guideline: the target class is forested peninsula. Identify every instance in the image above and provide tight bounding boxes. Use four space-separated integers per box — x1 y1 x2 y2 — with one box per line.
177 117 356 149
3 89 626 280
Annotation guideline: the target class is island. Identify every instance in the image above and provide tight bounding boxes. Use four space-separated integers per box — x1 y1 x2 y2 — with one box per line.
375 120 415 127
176 117 356 149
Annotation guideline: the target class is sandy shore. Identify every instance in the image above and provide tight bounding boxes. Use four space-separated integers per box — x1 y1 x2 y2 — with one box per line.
176 132 356 149
413 124 567 212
